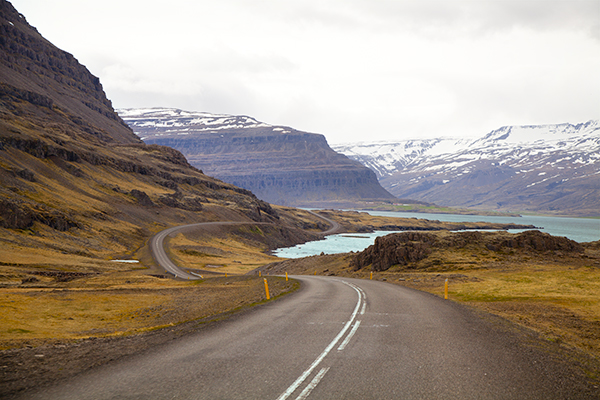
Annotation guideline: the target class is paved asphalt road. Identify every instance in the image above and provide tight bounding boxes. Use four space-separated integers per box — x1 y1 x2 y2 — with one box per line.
150 221 275 280
150 212 341 280
19 276 595 399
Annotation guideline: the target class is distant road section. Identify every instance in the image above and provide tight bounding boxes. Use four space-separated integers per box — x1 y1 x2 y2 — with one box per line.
150 221 270 280
150 211 341 279
149 223 201 280
305 210 342 235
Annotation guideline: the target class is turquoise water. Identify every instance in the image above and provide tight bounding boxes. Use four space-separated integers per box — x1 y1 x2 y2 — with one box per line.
273 211 600 259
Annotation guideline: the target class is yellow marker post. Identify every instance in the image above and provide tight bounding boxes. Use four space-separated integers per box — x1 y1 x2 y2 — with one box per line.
370 271 373 280
285 272 288 281
259 271 261 277
444 278 449 300
314 271 316 275
264 278 270 300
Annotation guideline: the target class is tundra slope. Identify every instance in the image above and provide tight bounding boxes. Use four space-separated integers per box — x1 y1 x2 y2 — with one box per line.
0 1 321 283
334 121 600 216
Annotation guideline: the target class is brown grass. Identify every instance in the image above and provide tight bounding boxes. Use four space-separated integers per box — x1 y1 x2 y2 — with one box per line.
167 231 282 275
0 274 297 349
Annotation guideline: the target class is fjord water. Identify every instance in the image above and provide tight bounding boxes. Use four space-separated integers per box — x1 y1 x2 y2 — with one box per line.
273 211 599 259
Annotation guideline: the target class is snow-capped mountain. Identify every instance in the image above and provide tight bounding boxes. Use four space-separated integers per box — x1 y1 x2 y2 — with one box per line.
333 121 600 216
117 108 394 207
117 108 273 139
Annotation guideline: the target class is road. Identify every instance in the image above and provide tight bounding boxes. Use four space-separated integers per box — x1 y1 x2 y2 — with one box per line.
18 276 595 399
150 211 341 279
150 221 276 279
305 210 342 235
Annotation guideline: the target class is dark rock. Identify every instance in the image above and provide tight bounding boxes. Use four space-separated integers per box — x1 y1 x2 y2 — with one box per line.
498 230 582 252
129 189 154 207
0 198 78 231
352 232 435 272
16 168 35 182
0 198 34 229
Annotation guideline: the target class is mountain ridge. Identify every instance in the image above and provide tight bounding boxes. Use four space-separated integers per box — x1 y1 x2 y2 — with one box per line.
118 107 396 207
333 121 600 216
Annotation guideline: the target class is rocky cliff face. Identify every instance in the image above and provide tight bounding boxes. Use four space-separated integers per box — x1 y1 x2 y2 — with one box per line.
0 1 137 144
118 108 395 206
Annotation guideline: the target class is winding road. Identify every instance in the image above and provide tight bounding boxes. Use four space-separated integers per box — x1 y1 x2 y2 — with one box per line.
149 221 270 279
19 276 595 399
17 217 595 398
149 212 341 279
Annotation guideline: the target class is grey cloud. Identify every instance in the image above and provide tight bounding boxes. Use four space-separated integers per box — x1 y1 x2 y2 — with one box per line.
329 0 599 38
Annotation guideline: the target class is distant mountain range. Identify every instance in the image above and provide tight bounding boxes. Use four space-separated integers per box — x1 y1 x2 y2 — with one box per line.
333 121 600 216
118 108 395 207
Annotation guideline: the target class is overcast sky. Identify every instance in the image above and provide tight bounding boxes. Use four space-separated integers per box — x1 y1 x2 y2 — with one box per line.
11 0 600 143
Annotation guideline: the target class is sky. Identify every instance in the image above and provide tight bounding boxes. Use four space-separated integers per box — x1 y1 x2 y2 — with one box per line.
10 0 600 144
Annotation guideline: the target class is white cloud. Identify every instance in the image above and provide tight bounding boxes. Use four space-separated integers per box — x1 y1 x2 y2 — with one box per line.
11 0 600 143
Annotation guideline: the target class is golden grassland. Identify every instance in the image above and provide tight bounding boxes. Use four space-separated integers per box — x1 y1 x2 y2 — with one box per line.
1 203 598 371
0 205 319 348
167 231 282 275
0 271 297 349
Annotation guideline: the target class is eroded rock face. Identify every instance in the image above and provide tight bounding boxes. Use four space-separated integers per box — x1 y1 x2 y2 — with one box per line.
119 109 396 206
0 198 79 231
351 230 583 272
0 2 137 144
352 232 436 271
495 230 583 252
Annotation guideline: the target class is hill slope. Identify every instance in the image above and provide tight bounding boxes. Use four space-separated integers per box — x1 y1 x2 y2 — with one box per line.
118 108 396 207
334 121 600 216
0 1 318 280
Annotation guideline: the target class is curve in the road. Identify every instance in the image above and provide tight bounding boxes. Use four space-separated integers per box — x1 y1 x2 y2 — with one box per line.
150 211 341 279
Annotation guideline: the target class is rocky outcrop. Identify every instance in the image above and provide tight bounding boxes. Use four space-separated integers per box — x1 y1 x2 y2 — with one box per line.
0 198 79 231
352 230 583 271
493 230 583 253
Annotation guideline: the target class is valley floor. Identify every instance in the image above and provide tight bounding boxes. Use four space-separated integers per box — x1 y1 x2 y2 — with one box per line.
1 209 599 396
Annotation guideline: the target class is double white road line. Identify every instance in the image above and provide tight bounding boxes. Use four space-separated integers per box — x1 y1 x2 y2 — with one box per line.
277 279 366 400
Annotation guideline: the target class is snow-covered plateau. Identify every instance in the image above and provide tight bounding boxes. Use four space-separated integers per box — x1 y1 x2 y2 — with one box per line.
118 108 272 140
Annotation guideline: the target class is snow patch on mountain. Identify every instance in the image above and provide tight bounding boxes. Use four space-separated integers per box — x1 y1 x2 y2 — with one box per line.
333 120 600 178
118 108 272 140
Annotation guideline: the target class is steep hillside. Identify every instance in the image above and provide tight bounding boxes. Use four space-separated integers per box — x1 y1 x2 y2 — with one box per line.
334 121 600 216
0 1 319 280
118 108 395 207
